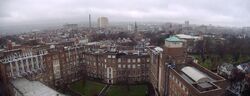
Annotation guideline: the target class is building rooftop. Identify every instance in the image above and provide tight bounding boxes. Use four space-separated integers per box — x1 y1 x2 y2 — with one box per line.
154 47 163 52
181 66 211 83
12 78 65 96
165 36 183 42
176 34 201 40
171 62 225 93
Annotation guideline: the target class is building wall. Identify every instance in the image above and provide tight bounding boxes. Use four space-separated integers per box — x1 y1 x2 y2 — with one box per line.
168 69 190 96
147 49 161 95
0 49 49 96
45 47 83 87
165 41 183 48
83 52 150 84
164 47 186 64
0 43 227 96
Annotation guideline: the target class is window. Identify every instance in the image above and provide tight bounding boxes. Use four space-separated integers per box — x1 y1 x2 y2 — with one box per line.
137 58 141 63
183 85 186 91
104 59 107 62
128 64 131 68
108 55 111 58
66 58 69 62
118 58 121 62
146 58 150 62
132 59 136 63
123 65 126 68
112 55 116 58
118 64 121 68
127 59 131 63
132 65 136 68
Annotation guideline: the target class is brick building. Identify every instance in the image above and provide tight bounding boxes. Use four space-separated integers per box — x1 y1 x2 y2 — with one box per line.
0 35 228 96
81 45 150 84
147 36 227 96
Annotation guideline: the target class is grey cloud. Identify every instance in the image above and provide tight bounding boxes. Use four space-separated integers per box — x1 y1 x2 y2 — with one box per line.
0 0 249 27
0 0 10 17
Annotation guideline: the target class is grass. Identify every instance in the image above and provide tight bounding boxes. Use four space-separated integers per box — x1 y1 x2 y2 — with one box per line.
70 80 105 96
107 85 148 96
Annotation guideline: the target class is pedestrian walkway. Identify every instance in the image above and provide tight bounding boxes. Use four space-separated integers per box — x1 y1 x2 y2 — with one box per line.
98 84 111 96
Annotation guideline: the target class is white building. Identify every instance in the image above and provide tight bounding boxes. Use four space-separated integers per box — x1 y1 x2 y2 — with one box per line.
97 17 109 28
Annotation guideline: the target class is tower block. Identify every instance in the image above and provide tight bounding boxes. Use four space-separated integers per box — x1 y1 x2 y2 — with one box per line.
163 36 186 64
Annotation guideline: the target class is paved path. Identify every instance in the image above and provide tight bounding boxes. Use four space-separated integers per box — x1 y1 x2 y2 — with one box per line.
98 84 111 96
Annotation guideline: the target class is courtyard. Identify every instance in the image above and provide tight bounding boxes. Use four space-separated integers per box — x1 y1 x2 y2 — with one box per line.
70 80 148 96
107 85 148 96
70 80 105 96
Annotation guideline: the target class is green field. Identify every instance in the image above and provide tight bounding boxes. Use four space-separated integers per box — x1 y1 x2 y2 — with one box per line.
70 80 105 96
107 85 148 96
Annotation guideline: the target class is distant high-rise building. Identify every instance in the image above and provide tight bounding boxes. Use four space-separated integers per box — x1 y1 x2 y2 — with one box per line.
97 17 109 28
127 24 133 32
63 24 78 31
134 22 138 32
89 14 92 29
184 21 190 28
185 21 189 26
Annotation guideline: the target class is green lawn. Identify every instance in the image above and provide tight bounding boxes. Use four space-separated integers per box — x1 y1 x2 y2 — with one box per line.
107 85 148 96
70 80 105 96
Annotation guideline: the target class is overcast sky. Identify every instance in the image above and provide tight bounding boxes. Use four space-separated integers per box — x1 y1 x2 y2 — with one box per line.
0 0 250 27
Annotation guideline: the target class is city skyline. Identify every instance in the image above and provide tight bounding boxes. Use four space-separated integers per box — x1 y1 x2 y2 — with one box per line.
0 0 250 27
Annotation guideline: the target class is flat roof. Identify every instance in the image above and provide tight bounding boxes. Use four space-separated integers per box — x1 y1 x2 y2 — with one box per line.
12 78 65 96
176 34 201 40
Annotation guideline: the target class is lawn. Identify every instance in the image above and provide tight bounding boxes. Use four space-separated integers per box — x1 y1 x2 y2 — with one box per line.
107 85 148 96
70 80 105 96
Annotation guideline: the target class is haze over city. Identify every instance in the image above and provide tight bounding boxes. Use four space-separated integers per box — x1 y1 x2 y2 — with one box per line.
1 0 250 28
